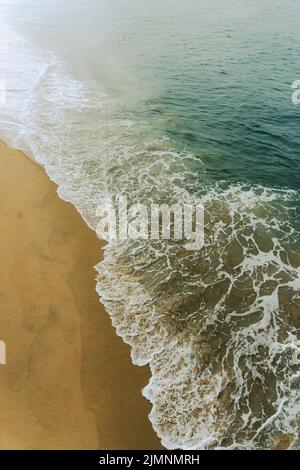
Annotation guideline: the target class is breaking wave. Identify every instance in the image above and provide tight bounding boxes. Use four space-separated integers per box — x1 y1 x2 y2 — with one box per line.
1 16 300 450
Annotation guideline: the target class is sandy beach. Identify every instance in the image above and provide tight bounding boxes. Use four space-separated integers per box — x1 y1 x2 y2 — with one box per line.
0 140 161 450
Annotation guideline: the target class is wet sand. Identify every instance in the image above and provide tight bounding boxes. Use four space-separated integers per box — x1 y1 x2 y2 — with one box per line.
0 140 162 450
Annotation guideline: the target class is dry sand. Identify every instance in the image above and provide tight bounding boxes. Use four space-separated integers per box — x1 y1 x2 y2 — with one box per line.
0 140 162 450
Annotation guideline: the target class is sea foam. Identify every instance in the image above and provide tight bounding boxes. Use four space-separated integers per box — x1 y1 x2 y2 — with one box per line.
1 16 300 450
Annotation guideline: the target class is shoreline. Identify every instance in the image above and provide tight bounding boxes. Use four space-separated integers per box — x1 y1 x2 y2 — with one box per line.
0 140 162 449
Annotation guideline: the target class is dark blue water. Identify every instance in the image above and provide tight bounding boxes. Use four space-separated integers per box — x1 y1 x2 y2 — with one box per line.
8 0 300 191
133 0 300 190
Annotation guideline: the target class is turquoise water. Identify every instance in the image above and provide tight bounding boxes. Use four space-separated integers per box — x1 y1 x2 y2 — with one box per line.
1 0 300 449
88 0 300 190
3 0 300 187
137 0 300 190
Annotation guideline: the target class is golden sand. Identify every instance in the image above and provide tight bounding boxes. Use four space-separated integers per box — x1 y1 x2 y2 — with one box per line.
0 140 161 450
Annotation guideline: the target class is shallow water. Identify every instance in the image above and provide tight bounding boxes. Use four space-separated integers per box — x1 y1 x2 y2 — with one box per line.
1 0 300 449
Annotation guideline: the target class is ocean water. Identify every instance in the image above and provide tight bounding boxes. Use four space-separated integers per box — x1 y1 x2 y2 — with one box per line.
1 0 300 449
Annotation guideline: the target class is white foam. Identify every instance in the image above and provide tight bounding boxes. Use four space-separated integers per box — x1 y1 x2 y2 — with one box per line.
1 13 300 450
